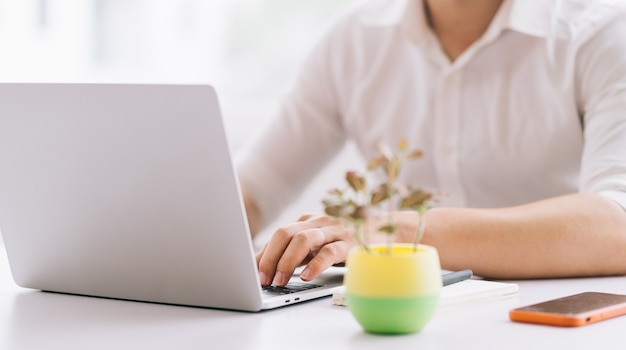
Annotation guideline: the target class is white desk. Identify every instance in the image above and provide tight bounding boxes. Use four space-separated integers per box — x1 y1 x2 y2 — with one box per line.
1 247 625 350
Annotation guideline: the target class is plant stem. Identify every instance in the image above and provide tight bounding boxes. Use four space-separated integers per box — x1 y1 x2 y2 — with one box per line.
354 220 372 254
385 211 396 255
413 207 427 252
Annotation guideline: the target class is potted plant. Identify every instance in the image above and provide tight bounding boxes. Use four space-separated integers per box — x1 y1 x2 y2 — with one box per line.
323 139 441 334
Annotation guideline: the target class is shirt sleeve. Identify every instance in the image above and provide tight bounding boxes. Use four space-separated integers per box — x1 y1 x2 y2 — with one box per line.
235 19 352 228
577 12 626 210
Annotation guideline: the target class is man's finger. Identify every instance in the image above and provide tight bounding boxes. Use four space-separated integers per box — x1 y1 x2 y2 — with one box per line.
299 241 352 281
272 228 327 286
257 220 330 285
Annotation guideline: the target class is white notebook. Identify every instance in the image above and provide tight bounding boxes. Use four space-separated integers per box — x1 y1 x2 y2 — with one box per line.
332 279 519 307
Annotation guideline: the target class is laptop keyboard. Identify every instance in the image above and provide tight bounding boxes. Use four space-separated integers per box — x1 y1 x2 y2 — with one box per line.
262 282 323 295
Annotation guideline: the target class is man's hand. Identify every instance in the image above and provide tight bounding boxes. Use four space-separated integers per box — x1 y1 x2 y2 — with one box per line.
256 214 357 286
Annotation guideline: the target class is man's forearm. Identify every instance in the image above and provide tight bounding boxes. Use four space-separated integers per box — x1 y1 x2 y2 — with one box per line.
418 193 626 279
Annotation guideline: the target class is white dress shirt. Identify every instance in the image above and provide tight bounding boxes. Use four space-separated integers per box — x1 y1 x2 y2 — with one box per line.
237 0 626 227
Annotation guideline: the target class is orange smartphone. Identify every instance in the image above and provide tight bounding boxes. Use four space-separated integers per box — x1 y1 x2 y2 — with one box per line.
509 292 626 327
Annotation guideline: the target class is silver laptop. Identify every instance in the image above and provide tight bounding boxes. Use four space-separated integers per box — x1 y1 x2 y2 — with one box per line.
0 83 343 311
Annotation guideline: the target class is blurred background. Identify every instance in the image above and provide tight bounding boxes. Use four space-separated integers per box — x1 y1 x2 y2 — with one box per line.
0 0 364 241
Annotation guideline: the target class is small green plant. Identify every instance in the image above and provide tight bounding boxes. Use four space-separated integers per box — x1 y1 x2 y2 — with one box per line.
322 138 434 254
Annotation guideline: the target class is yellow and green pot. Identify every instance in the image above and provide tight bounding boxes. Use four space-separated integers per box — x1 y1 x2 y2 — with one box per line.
344 243 442 334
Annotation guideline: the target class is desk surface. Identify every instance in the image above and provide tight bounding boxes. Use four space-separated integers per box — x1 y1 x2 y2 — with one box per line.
1 247 625 350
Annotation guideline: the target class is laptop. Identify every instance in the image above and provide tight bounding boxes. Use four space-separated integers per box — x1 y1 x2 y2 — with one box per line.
0 83 344 311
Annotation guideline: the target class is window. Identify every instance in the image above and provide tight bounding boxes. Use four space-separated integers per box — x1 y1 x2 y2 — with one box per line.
0 0 358 148
0 0 362 239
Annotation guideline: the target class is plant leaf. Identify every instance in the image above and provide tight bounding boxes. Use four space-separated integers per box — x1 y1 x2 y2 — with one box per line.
324 205 343 217
386 158 400 182
327 188 343 196
370 184 390 205
351 205 373 220
345 171 366 192
407 150 424 160
367 156 386 171
378 224 397 234
398 138 408 152
399 190 432 209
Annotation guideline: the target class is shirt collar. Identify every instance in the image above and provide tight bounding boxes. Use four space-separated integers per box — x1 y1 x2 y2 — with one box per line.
506 0 554 38
400 0 433 47
363 0 557 43
361 0 624 57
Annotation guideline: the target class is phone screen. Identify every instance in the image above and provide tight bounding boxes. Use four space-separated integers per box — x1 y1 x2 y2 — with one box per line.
510 292 626 327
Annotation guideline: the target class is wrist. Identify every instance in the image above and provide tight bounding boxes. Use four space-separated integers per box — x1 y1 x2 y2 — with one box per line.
391 211 422 244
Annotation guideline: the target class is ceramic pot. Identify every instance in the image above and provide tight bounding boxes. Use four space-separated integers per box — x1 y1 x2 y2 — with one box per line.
344 243 442 334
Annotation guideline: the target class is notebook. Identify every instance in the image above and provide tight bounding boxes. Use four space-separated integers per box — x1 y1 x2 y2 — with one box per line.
332 278 519 307
0 83 343 312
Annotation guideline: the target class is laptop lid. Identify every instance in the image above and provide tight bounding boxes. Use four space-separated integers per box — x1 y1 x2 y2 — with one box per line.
0 83 341 311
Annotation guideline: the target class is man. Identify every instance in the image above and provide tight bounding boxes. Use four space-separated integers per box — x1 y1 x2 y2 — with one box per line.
236 0 626 286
